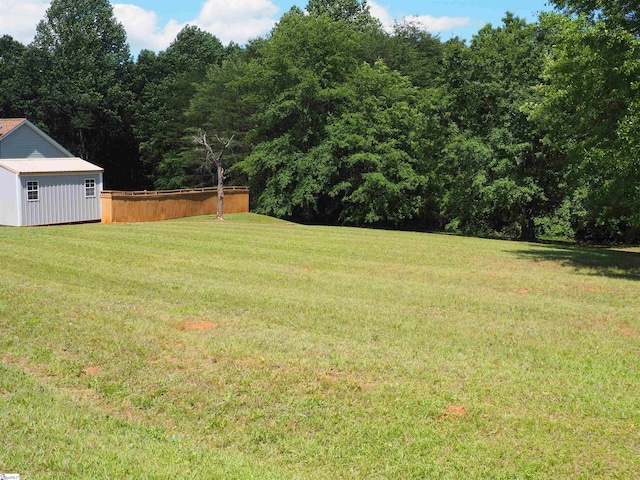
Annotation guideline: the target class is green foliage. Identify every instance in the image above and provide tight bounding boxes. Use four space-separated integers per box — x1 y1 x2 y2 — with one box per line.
3 0 639 243
132 26 226 189
233 8 378 220
227 9 453 226
532 11 640 242
306 0 381 31
30 0 140 188
441 133 496 236
0 35 28 117
440 14 564 240
153 149 203 190
382 23 444 88
550 0 640 34
325 62 445 226
187 50 263 190
241 136 339 219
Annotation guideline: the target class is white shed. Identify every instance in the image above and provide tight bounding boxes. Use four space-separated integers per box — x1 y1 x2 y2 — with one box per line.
0 119 104 226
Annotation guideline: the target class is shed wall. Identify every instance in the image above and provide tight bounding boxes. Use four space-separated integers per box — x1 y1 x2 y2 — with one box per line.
0 168 20 226
0 126 71 159
19 173 103 226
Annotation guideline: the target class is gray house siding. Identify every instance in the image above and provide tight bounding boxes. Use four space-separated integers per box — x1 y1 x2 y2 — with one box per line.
0 126 72 159
0 167 20 226
0 120 103 226
19 173 103 226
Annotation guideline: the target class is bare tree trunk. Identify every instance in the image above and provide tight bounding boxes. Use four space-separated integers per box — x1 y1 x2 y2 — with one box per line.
217 165 224 220
192 130 234 221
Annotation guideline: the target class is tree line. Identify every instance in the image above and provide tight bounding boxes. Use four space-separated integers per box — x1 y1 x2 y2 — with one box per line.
1 0 638 243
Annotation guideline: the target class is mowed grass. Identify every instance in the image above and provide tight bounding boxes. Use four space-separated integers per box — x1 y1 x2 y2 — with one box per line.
1 213 639 479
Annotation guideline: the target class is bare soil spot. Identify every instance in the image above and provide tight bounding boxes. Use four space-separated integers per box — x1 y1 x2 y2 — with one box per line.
322 372 340 382
83 366 101 375
617 324 639 338
179 321 220 331
442 405 467 418
583 285 608 293
237 356 265 368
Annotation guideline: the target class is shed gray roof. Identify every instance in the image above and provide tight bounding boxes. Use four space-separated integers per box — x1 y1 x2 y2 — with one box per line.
0 158 104 175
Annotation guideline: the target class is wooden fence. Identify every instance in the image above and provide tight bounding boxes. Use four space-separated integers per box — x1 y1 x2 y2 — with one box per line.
101 187 249 223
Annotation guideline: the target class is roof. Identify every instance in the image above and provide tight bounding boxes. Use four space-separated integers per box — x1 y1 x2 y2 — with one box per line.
0 118 75 158
0 118 27 138
0 158 104 175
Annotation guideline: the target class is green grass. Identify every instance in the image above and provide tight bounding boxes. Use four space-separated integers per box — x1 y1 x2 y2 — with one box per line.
1 214 639 479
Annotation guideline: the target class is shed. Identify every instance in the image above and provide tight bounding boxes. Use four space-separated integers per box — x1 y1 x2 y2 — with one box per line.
0 119 104 226
0 118 74 159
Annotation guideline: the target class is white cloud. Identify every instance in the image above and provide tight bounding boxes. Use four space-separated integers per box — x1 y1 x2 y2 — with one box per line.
198 0 279 21
114 0 280 53
0 0 49 44
368 1 394 33
1 0 471 55
113 4 183 52
195 0 279 45
368 1 471 35
0 0 280 54
404 15 471 32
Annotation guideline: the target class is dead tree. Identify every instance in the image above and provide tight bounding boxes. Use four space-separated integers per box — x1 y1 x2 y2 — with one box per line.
193 130 234 220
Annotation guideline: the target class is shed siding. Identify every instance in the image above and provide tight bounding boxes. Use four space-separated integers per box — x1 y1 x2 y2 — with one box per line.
0 168 20 226
19 174 102 226
0 127 71 159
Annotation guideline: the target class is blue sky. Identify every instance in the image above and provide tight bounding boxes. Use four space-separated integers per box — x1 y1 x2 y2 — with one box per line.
1 0 554 55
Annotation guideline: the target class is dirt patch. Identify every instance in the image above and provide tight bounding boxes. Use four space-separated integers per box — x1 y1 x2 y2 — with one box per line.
322 372 340 383
179 321 220 331
617 324 639 338
442 405 467 418
237 356 265 368
83 366 101 375
583 285 608 293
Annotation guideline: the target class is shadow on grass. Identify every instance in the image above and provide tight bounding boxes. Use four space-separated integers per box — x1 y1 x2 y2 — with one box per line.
512 244 640 281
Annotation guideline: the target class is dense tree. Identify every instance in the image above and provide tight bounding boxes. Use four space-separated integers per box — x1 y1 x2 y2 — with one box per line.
187 47 263 188
4 0 638 243
531 10 640 241
0 36 28 117
233 7 383 220
439 14 562 240
551 0 640 33
323 61 446 226
132 26 226 188
307 0 380 30
31 0 140 188
230 5 451 226
382 23 444 89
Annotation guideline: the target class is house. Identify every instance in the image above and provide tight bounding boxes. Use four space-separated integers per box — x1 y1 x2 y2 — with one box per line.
0 118 104 226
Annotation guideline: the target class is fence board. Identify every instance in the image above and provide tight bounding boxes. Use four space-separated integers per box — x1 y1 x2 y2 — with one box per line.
101 187 249 223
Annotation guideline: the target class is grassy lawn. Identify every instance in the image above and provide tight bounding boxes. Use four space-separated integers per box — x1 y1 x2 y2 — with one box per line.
1 213 639 479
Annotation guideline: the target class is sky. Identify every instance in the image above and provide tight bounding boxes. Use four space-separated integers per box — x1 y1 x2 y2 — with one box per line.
0 0 554 56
